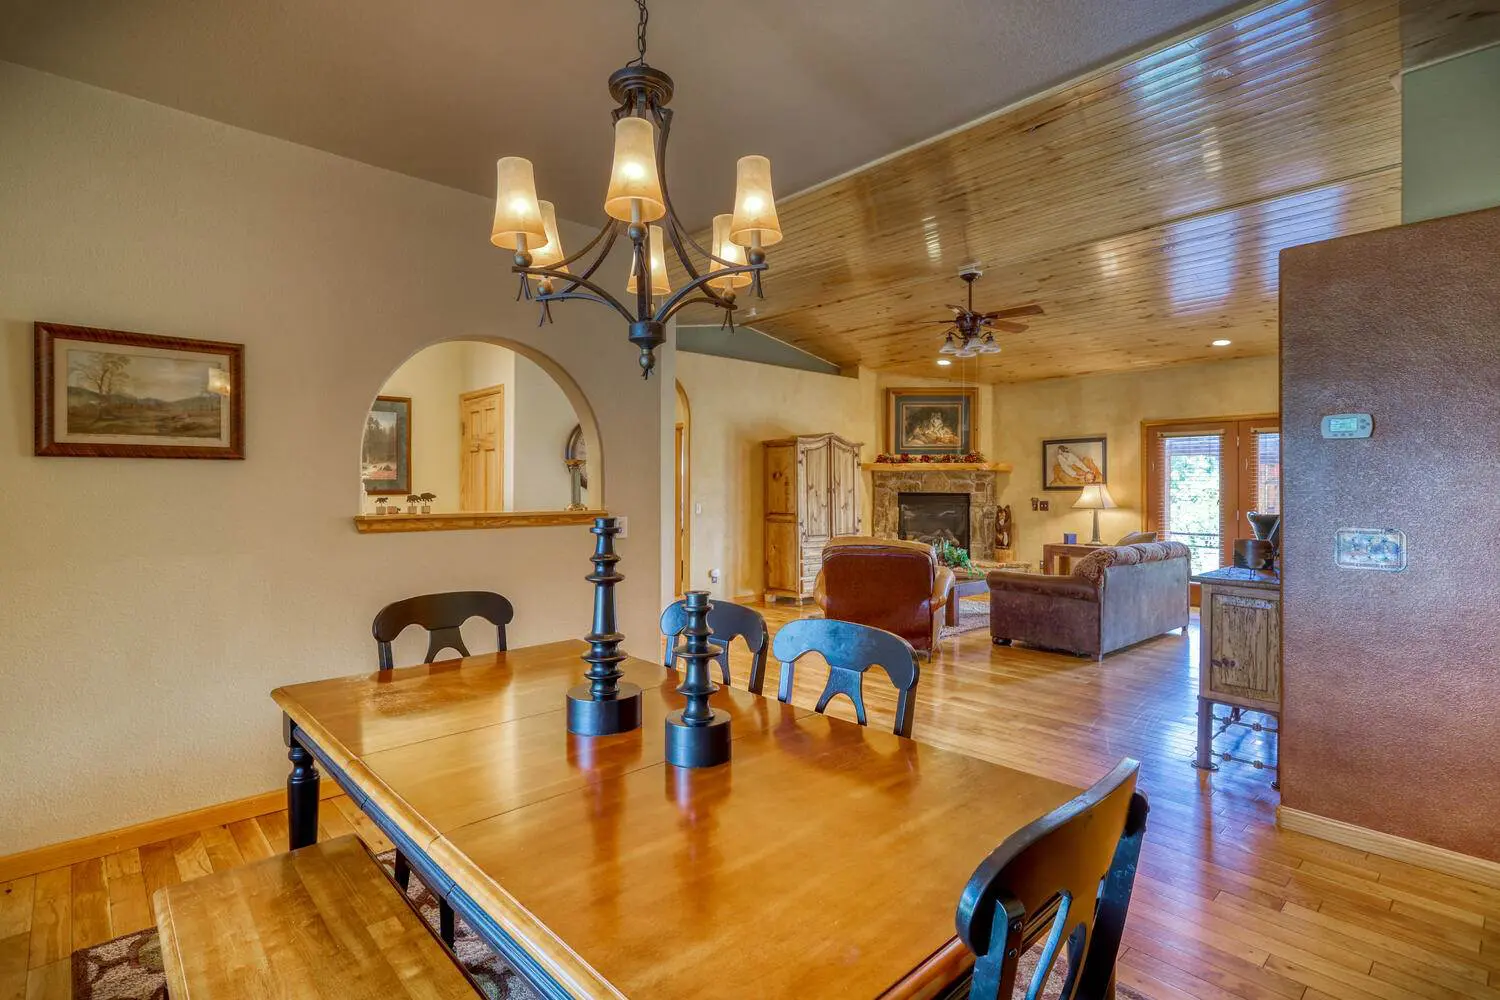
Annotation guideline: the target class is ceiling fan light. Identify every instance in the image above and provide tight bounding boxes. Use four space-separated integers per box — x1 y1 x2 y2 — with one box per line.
729 155 783 247
490 157 547 247
604 117 667 222
528 200 569 273
626 224 672 296
954 347 978 359
980 341 1002 354
938 342 959 355
709 213 752 290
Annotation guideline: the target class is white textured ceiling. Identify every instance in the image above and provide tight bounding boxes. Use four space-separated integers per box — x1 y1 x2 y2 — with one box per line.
0 0 1245 228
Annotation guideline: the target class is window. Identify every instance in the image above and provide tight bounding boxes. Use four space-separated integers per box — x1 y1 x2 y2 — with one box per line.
1144 415 1280 599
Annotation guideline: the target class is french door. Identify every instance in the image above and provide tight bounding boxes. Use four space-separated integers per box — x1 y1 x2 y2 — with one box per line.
1143 415 1280 599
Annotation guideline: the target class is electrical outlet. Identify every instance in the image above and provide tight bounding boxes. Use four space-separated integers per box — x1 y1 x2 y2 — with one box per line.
615 515 628 538
694 502 703 516
1031 498 1039 511
1039 500 1050 512
709 568 721 583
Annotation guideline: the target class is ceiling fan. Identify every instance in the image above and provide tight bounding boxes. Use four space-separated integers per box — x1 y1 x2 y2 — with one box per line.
932 266 1043 358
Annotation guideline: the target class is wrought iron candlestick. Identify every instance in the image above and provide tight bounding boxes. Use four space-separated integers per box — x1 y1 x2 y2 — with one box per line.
664 590 731 768
567 516 643 736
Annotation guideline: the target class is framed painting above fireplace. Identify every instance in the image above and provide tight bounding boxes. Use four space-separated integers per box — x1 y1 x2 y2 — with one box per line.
885 388 975 456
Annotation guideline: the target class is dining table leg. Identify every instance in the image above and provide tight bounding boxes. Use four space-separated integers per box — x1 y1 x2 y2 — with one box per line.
283 714 320 850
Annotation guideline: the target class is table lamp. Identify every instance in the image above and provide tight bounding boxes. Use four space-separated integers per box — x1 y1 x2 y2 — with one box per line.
1073 483 1117 545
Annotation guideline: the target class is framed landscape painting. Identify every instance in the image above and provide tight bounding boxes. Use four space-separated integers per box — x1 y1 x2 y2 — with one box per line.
34 322 245 459
362 396 412 495
885 388 975 456
1042 436 1107 490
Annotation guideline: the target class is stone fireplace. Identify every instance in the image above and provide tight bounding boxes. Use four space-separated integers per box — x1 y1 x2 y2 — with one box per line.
898 492 971 551
871 467 1005 561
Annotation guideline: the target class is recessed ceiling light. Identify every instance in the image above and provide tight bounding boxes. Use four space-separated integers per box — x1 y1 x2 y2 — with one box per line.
1211 339 1232 347
936 358 953 366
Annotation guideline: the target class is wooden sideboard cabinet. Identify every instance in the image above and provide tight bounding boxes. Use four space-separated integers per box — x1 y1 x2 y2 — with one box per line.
1192 566 1281 781
764 433 862 602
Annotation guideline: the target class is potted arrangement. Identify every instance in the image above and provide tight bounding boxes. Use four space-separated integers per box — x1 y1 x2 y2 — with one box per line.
374 497 390 515
934 539 975 574
406 493 421 514
419 492 437 514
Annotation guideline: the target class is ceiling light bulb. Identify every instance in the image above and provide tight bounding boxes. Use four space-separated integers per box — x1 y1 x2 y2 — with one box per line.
936 358 953 366
1211 339 1232 347
939 342 958 355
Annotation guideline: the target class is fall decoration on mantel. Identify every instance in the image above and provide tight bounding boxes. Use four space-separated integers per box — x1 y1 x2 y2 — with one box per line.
875 451 986 464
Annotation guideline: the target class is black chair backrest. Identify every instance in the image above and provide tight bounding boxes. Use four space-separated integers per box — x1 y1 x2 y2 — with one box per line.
659 598 770 695
372 591 515 670
770 618 920 737
955 758 1149 1000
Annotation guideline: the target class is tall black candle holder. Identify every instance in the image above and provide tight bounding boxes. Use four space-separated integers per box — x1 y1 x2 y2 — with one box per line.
665 590 731 768
567 516 643 736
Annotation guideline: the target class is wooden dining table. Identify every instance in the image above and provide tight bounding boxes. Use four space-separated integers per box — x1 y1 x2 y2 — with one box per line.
272 639 1077 999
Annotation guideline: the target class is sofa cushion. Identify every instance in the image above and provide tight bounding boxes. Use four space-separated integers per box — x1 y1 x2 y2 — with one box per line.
985 570 1099 602
1074 541 1192 587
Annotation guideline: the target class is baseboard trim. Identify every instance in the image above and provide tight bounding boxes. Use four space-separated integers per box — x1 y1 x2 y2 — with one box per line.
0 783 343 883
1277 806 1500 888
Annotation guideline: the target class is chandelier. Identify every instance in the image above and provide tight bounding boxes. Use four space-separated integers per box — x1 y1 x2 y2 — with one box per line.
934 267 1043 359
489 0 781 378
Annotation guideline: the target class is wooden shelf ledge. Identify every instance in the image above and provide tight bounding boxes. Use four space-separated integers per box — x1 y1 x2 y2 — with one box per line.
863 462 1012 473
354 510 607 533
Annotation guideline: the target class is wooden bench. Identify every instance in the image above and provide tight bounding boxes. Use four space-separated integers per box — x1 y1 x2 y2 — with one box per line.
152 835 478 999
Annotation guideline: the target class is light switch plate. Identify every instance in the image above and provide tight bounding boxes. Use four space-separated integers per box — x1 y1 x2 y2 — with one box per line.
615 516 628 538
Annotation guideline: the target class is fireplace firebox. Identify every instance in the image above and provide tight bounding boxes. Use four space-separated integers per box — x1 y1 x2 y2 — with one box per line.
898 492 971 552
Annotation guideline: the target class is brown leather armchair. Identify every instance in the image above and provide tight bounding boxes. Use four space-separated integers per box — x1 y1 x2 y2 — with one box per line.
813 537 955 657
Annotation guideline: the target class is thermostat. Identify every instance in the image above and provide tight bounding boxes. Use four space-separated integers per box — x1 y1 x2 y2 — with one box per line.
1321 413 1372 439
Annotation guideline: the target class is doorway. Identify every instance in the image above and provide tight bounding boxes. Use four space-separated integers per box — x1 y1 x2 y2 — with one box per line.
460 384 504 511
1143 414 1280 602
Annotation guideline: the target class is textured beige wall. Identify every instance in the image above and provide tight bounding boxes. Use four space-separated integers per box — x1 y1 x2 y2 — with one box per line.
992 357 1280 566
0 63 670 855
675 354 876 599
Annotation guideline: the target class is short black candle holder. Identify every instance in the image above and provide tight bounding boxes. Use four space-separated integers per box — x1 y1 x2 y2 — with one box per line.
664 590 731 768
567 516 642 736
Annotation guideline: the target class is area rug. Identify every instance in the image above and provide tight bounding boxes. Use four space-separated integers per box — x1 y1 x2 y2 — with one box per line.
73 850 1139 1000
940 596 990 638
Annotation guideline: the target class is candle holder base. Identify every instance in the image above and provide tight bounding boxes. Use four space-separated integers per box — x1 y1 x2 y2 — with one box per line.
566 682 643 736
665 709 732 768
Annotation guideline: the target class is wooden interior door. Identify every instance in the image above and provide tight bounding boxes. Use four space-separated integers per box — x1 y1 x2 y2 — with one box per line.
460 385 504 512
674 422 686 596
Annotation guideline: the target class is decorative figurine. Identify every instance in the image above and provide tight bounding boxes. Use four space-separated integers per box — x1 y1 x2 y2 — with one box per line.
664 590 732 768
567 516 643 735
995 504 1012 552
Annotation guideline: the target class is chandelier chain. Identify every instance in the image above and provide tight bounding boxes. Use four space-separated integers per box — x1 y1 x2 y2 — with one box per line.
629 0 649 66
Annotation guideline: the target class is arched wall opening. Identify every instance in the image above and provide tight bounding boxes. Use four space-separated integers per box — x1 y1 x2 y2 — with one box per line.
357 337 604 516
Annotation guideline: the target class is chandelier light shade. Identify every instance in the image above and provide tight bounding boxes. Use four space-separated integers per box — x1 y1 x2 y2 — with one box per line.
709 214 752 290
490 157 547 248
529 201 569 273
492 0 778 377
626 225 671 296
729 155 783 247
604 117 667 222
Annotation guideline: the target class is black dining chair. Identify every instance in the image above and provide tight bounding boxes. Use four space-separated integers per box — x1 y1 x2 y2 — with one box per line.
770 618 920 738
372 591 515 670
946 758 1149 1000
369 590 515 945
659 598 770 695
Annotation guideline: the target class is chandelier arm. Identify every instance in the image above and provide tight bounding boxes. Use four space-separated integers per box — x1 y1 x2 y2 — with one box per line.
647 103 739 279
536 290 628 314
659 294 736 323
654 265 763 321
524 269 636 323
540 217 620 279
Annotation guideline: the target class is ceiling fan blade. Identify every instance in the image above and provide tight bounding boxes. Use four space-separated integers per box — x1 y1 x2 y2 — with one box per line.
989 320 1030 333
982 304 1045 320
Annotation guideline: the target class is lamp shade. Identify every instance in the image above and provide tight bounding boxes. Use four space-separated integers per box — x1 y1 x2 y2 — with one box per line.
708 214 751 290
729 155 783 247
490 157 547 248
529 201 569 273
604 117 667 223
1073 483 1118 510
626 225 671 296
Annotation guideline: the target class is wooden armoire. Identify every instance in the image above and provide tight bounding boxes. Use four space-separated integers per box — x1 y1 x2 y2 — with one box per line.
763 433 863 601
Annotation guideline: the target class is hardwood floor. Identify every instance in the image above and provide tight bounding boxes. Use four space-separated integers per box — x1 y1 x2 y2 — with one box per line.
4 601 1497 999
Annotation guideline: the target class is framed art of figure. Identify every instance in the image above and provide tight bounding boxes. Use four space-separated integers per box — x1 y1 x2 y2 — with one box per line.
34 322 245 459
362 396 412 495
1042 436 1107 490
885 388 975 456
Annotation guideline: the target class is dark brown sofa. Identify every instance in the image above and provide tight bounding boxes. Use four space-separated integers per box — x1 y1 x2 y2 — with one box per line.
987 541 1190 658
814 537 954 657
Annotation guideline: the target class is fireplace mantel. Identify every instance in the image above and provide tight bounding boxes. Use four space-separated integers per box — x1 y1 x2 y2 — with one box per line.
869 465 1010 560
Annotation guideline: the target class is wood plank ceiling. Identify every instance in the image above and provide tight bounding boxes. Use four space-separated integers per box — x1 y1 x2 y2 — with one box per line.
683 0 1405 383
